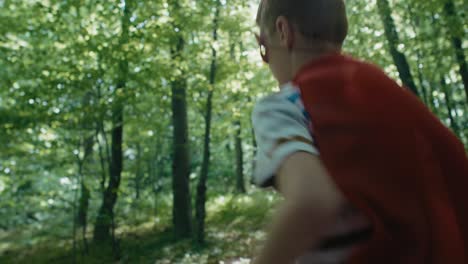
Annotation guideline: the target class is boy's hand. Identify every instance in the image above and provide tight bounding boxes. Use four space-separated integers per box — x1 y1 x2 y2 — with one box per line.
254 152 344 264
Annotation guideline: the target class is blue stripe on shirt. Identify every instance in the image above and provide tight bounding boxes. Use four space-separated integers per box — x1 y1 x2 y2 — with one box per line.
286 91 311 122
287 92 301 104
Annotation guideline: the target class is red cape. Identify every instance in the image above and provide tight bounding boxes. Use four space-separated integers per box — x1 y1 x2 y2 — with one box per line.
294 54 468 263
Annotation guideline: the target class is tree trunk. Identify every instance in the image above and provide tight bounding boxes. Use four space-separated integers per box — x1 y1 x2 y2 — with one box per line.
194 88 213 245
376 0 419 97
443 0 468 102
77 135 93 254
248 96 257 184
405 2 432 108
134 143 142 200
93 0 131 243
170 34 192 239
93 90 124 243
95 55 111 196
234 120 245 193
195 0 220 245
96 127 108 194
440 75 461 137
73 86 95 254
78 182 90 253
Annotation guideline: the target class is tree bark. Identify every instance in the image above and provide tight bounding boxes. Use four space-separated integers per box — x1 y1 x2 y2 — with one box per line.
376 0 420 97
93 0 131 244
170 30 192 239
406 2 432 108
77 136 93 254
195 0 220 245
78 181 90 253
443 0 468 102
96 127 108 194
95 74 111 195
74 90 94 254
234 120 245 193
248 96 257 184
429 12 466 141
134 143 142 200
440 75 461 138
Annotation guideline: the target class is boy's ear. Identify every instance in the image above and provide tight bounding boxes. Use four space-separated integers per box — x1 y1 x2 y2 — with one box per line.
275 16 294 50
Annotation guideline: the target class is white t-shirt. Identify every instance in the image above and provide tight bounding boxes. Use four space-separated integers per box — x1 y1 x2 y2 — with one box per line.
251 82 371 264
252 82 318 187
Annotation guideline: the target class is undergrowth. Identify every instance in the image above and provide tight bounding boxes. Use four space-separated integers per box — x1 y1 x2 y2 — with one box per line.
0 190 279 264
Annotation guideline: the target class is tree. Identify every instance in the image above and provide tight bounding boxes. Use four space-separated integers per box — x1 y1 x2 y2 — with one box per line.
234 120 245 193
376 0 420 97
93 0 132 244
405 2 432 108
169 0 192 239
76 98 94 255
442 0 468 102
440 75 461 136
195 0 221 245
134 143 143 200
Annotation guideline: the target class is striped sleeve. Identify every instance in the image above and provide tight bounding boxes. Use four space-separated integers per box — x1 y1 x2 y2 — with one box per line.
251 83 318 187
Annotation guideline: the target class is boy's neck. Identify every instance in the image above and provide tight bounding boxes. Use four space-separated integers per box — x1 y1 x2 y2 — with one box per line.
277 45 342 88
291 49 341 80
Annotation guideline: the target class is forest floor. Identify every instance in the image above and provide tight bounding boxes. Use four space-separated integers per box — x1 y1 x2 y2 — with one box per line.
0 191 279 264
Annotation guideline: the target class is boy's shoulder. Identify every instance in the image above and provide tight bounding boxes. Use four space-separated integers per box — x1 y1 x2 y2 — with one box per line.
295 53 389 85
294 53 402 105
253 83 299 113
252 82 309 124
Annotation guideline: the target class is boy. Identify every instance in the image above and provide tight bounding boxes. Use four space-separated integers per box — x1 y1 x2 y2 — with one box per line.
251 0 468 263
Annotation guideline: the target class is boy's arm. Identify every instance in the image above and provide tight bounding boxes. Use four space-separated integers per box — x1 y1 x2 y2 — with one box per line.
254 151 345 264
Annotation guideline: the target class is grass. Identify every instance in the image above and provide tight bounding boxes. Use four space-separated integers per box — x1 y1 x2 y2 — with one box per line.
0 190 279 264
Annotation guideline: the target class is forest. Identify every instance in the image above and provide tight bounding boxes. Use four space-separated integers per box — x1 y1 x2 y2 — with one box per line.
0 0 466 263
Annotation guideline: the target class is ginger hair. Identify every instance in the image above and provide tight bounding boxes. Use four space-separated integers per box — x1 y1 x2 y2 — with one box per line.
256 0 348 46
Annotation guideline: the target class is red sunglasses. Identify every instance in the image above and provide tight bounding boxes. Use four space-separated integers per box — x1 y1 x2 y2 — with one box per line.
255 33 269 63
